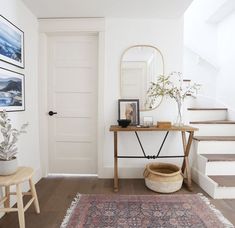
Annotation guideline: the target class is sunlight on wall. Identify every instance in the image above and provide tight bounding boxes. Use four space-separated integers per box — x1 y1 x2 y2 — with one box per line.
184 0 235 116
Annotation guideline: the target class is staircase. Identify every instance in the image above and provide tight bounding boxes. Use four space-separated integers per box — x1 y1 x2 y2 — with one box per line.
187 107 235 199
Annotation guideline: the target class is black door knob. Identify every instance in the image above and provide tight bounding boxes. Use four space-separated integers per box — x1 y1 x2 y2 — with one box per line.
48 111 57 116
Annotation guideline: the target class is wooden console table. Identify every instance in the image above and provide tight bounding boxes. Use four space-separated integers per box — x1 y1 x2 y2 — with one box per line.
109 125 198 192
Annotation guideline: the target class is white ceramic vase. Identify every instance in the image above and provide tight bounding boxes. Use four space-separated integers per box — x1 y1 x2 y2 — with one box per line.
0 157 18 176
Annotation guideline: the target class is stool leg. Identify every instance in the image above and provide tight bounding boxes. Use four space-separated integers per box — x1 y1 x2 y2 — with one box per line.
16 184 25 228
29 178 40 214
4 186 10 210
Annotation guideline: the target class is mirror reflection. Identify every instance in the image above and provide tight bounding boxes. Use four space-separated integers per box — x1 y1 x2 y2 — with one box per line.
120 45 164 111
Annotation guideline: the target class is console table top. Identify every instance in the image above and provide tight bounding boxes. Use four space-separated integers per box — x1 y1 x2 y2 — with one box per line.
110 125 198 132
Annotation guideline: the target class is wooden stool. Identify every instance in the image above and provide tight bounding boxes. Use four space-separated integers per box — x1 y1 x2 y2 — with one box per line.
0 167 40 228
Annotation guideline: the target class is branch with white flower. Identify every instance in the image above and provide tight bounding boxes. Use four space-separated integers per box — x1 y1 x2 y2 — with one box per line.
147 72 201 108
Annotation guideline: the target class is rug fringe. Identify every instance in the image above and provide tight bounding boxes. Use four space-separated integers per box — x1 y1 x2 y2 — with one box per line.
60 193 81 228
197 193 234 228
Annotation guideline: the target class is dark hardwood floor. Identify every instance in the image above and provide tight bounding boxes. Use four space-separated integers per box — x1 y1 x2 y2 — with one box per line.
0 177 235 228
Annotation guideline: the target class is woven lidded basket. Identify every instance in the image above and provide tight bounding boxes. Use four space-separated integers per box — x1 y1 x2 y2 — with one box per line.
143 162 183 193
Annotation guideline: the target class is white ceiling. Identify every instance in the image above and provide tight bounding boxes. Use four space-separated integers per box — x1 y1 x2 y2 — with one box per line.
21 0 193 19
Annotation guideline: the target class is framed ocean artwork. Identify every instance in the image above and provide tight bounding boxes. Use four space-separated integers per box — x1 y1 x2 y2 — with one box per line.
0 15 24 68
0 67 25 111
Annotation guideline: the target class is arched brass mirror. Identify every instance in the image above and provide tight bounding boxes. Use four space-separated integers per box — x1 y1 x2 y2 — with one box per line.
120 45 165 111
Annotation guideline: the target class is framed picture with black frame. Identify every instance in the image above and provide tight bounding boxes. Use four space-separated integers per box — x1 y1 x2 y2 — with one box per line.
0 15 24 68
118 99 140 125
0 67 25 112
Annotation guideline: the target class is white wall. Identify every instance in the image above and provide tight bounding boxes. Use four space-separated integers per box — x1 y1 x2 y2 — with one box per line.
183 48 218 98
183 0 224 104
101 18 185 178
0 0 41 180
217 12 235 120
184 0 225 66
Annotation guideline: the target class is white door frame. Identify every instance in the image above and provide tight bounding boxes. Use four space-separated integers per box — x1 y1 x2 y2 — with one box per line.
38 18 105 177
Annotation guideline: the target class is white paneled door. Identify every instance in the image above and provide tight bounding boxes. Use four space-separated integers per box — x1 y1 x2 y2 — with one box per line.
48 34 98 174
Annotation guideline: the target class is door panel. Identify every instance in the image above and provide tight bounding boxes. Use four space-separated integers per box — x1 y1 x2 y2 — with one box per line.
54 67 95 92
55 93 94 117
48 34 98 174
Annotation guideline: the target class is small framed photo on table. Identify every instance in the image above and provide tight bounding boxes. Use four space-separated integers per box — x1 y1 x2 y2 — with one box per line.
118 99 140 125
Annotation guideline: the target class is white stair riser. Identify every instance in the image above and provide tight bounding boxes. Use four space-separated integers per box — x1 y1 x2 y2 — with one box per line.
214 187 235 199
193 124 235 136
206 162 235 175
190 153 235 175
187 110 227 122
196 141 235 154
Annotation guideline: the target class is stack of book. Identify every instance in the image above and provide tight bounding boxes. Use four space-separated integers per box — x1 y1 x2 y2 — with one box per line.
156 121 172 128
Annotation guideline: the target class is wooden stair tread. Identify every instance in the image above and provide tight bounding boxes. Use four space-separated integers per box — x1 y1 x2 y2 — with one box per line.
209 176 235 187
188 108 227 111
193 136 235 141
190 120 235 124
201 154 235 162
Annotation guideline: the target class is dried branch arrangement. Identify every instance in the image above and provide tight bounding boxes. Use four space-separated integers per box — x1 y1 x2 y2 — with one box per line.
147 72 201 108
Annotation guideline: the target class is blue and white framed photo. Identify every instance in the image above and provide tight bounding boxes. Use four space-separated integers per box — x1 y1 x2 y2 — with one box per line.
0 67 25 111
0 15 24 68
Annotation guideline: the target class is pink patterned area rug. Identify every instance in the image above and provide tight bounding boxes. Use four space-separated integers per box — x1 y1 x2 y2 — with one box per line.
61 194 233 228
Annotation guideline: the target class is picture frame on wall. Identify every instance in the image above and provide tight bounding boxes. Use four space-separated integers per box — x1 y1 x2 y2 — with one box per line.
0 67 25 112
118 99 140 125
0 15 24 68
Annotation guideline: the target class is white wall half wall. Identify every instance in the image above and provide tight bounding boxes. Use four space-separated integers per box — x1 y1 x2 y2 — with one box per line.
183 0 235 115
217 12 235 120
184 0 223 66
102 18 184 178
0 0 41 180
183 0 223 103
0 0 41 212
183 47 218 98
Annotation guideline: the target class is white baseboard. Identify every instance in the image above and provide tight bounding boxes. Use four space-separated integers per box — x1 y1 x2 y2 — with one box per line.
98 166 145 179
